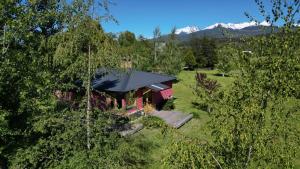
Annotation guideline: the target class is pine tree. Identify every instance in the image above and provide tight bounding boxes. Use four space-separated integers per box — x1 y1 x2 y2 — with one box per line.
183 48 197 69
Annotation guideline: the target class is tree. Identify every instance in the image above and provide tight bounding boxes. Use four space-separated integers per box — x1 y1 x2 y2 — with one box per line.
189 37 218 68
164 0 300 168
118 31 136 47
194 72 220 113
153 26 161 69
216 45 236 76
159 27 184 75
51 2 121 151
132 35 153 71
0 0 66 167
189 37 206 67
118 31 136 69
183 48 197 69
200 37 218 68
0 0 148 168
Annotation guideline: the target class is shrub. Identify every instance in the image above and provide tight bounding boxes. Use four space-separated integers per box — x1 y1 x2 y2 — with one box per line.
162 98 175 110
141 116 165 129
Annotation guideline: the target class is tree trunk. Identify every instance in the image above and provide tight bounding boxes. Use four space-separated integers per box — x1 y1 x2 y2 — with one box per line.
222 73 225 77
154 42 157 65
2 24 5 54
207 106 211 113
86 45 91 150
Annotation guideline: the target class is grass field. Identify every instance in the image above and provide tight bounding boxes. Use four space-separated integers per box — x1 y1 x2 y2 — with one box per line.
134 70 235 168
134 70 300 168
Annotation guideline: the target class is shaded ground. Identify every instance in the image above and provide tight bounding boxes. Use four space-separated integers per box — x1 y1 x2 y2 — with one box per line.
119 123 144 136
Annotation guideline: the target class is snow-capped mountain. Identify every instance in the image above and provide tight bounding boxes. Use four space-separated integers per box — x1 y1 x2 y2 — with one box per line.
259 21 271 26
203 21 271 30
294 23 300 27
160 21 278 41
174 21 272 36
175 26 200 34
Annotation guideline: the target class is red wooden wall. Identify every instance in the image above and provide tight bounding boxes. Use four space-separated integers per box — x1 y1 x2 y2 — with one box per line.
135 89 143 110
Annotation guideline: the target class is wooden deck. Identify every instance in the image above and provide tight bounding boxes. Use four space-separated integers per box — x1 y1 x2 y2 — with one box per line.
151 111 193 128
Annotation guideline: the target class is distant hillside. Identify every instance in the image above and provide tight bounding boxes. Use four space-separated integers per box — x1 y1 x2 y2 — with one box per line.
161 25 279 41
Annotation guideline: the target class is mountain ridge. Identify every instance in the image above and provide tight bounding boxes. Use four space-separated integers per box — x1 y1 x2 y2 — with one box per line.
163 22 281 41
175 21 272 34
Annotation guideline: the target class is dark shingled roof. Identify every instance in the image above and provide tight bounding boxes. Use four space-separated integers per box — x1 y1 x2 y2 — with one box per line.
92 69 176 92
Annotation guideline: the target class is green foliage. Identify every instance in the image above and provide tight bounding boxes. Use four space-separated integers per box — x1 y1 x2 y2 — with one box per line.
2 0 299 168
216 44 237 76
189 37 218 68
132 36 153 71
115 27 185 75
141 116 166 129
51 19 120 88
0 0 148 168
9 111 148 168
162 98 175 111
164 1 300 168
183 48 197 69
118 31 136 68
118 31 136 47
158 27 184 75
194 72 221 113
164 138 214 169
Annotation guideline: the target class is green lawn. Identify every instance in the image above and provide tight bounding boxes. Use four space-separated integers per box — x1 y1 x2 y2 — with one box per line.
173 69 234 118
134 69 235 168
133 70 299 168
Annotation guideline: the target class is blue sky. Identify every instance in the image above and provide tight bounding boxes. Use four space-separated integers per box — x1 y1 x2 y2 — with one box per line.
101 0 267 38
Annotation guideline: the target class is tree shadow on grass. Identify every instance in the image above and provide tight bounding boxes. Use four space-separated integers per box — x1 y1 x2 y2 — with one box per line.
190 111 200 119
192 101 208 113
172 79 181 84
213 73 229 77
126 135 157 166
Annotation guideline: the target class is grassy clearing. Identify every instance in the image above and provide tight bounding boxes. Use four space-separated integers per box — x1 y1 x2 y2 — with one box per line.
133 70 299 168
173 69 234 118
133 69 235 168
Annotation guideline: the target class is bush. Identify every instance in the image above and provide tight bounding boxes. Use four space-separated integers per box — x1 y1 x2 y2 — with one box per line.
141 116 165 129
162 98 175 110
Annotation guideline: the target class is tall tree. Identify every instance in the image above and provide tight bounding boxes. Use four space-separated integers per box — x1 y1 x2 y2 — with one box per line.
132 35 152 71
118 31 136 68
189 37 218 68
183 48 197 70
164 0 300 168
200 37 218 68
51 3 120 151
0 0 148 168
118 31 136 47
216 44 236 76
159 27 184 75
153 26 161 70
0 0 66 166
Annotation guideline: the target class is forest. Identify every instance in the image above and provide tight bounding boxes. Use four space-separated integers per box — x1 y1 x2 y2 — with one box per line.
0 0 300 168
